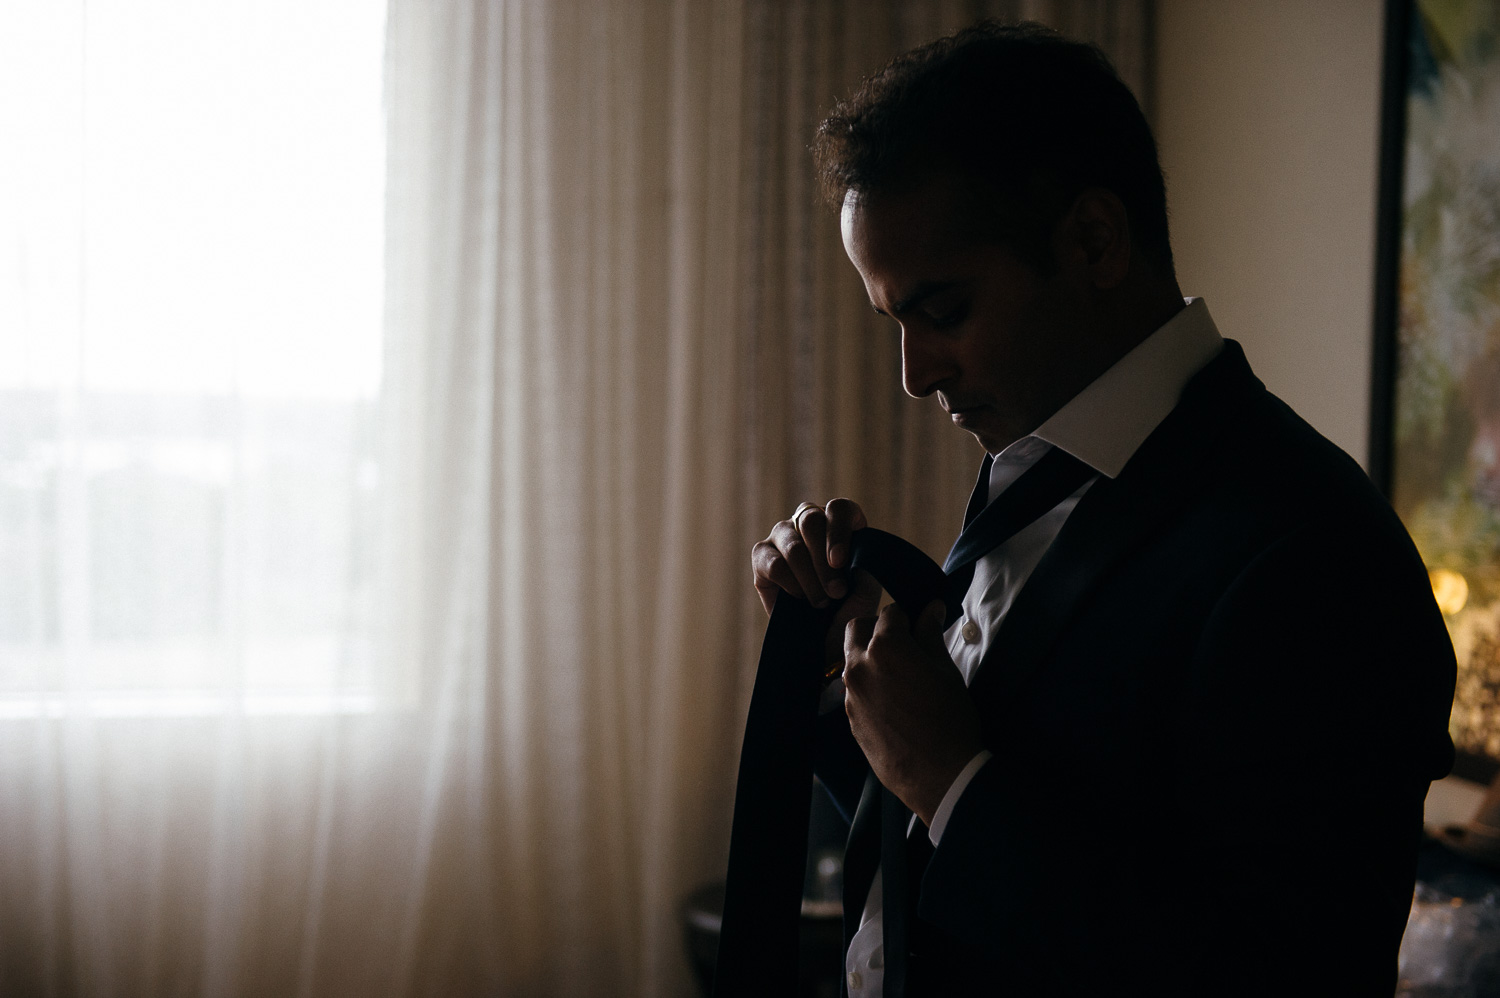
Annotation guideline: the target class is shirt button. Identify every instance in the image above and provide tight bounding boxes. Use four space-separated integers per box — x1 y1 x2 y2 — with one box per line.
961 619 981 644
848 970 863 990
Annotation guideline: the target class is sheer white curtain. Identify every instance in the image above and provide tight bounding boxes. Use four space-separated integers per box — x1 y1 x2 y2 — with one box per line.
0 2 1148 995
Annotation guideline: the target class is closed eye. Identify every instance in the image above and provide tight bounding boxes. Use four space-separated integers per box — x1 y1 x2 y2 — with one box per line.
927 303 969 330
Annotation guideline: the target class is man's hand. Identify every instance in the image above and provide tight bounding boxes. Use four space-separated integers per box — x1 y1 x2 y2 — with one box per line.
751 498 868 613
844 599 983 826
750 499 882 666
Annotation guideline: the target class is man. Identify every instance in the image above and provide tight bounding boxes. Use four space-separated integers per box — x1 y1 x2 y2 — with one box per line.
749 22 1455 996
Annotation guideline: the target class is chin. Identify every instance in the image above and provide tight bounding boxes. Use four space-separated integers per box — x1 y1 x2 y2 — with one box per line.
970 429 1008 454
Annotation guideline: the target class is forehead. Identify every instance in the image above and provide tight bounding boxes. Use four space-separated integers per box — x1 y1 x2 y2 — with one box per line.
839 179 984 290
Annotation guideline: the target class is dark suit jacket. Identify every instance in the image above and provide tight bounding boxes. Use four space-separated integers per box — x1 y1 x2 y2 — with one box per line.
814 341 1456 996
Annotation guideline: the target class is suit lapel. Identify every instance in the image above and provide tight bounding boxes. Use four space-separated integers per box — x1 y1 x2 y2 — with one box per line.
967 340 1265 714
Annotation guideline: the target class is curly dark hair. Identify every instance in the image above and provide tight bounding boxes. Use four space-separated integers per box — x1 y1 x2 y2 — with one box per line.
814 21 1172 276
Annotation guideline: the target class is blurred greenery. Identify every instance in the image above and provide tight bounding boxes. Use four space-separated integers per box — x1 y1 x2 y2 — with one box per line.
1395 2 1500 756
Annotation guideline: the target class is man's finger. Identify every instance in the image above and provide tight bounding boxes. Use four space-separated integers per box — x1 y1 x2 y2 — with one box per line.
769 519 828 607
752 575 780 617
824 498 868 570
872 599 909 641
844 614 877 662
751 537 806 608
795 507 846 601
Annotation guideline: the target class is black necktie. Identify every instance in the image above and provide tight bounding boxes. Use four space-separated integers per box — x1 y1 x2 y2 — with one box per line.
713 447 1095 998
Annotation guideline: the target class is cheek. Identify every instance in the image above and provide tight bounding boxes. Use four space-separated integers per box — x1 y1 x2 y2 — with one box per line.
966 314 1035 381
1005 291 1078 369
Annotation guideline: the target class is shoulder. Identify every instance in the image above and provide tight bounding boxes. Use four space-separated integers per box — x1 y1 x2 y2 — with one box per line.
1172 379 1456 773
1150 340 1412 560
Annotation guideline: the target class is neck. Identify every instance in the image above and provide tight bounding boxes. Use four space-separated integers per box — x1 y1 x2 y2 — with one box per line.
1011 279 1184 448
1106 277 1186 361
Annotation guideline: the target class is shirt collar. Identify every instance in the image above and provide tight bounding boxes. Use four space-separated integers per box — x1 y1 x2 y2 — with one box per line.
1026 297 1224 479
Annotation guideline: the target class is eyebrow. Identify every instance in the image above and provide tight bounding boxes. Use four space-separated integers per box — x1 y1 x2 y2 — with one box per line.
871 280 960 317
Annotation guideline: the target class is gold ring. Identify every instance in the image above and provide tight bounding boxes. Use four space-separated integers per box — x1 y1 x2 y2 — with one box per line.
792 501 822 529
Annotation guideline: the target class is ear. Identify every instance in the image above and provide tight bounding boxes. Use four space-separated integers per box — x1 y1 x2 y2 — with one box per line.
1063 188 1131 290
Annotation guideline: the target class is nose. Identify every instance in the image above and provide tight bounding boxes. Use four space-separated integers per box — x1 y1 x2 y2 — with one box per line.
900 327 954 399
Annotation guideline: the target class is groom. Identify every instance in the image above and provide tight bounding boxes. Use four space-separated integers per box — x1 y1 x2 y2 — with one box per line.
749 22 1456 997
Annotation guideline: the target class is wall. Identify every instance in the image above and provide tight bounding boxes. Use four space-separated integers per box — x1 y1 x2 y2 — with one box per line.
1154 0 1385 466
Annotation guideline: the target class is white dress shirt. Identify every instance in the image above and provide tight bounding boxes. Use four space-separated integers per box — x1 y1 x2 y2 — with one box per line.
842 297 1224 998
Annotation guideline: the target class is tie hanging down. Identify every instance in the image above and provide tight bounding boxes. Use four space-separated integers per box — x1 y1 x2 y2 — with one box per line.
713 447 1095 998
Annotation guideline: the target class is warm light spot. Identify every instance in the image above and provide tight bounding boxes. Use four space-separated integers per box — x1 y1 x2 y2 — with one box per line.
1430 568 1470 616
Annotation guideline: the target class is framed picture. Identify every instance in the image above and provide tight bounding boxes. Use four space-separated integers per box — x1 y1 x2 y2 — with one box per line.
1371 0 1500 782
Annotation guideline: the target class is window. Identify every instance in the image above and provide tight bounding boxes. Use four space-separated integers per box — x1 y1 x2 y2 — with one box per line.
0 1 389 716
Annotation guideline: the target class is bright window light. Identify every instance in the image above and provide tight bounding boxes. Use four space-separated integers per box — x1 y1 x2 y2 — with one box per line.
0 1 389 717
